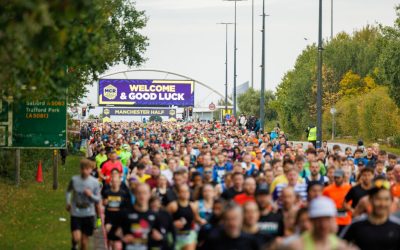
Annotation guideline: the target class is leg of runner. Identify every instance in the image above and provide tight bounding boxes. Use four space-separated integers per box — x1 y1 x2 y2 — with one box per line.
81 234 90 250
182 242 196 250
71 230 81 250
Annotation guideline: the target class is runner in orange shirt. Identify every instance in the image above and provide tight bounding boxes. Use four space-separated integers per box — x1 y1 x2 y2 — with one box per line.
323 169 352 234
390 164 400 198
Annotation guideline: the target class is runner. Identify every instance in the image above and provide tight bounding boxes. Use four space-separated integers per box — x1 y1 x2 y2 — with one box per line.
102 169 130 249
69 120 400 250
202 203 260 250
116 183 163 250
322 169 352 234
167 184 205 250
344 167 374 215
66 159 101 250
100 151 123 184
242 201 273 248
341 177 400 250
286 196 354 250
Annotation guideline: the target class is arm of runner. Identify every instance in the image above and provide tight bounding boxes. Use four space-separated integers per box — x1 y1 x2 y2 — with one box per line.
343 200 354 215
65 179 73 211
343 190 355 215
353 196 368 218
191 201 207 225
86 182 101 203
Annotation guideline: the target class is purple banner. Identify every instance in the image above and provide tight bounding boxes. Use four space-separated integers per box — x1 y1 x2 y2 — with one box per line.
98 79 194 107
103 108 176 118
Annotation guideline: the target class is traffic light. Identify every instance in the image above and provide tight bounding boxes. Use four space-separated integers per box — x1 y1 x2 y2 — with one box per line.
82 107 87 117
182 108 186 119
189 107 193 116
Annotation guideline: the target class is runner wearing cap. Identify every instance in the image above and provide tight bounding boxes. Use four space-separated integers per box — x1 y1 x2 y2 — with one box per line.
322 169 352 234
286 196 354 250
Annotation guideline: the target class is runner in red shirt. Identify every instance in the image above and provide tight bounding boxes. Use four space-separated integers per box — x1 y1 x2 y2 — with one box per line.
234 176 256 205
101 151 123 184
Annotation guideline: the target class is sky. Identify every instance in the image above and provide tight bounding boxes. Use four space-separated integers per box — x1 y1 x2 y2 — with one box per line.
84 0 399 112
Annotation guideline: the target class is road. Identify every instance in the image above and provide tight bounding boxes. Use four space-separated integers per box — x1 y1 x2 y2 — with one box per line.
291 141 357 152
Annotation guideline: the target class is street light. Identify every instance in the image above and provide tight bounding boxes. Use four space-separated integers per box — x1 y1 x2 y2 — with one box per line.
316 0 323 148
331 0 333 40
251 0 254 89
224 0 247 119
260 0 266 132
217 22 234 114
330 107 336 140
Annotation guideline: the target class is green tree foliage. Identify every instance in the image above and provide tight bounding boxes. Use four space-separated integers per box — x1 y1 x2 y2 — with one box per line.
0 0 148 103
331 87 400 141
274 24 391 139
378 6 400 107
338 70 377 97
274 45 317 138
149 115 162 122
237 88 277 121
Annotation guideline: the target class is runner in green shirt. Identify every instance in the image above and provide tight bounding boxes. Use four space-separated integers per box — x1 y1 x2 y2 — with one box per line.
119 144 132 167
95 148 108 169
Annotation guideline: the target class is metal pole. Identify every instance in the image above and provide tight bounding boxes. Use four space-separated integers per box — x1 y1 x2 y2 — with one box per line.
15 149 20 186
233 0 237 118
53 149 58 190
260 0 266 132
251 0 254 89
225 24 229 112
317 0 323 148
332 112 335 141
331 0 333 40
217 22 233 113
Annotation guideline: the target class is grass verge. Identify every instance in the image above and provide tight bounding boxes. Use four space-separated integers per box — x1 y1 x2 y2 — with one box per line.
0 155 81 250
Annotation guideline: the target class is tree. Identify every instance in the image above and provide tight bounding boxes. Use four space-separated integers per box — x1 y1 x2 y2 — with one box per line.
0 0 148 103
88 114 97 120
274 45 317 138
149 115 162 122
274 25 384 138
378 5 400 107
237 88 277 121
338 70 377 97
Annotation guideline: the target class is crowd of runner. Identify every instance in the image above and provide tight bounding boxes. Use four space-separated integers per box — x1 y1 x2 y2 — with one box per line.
66 120 400 250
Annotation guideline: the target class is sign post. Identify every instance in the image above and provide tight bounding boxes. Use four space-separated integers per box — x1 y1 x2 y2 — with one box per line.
330 107 337 141
209 103 216 111
15 149 20 186
0 99 67 148
53 149 58 190
0 98 67 186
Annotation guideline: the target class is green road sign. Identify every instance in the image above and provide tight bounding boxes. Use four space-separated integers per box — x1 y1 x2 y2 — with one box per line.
0 99 67 148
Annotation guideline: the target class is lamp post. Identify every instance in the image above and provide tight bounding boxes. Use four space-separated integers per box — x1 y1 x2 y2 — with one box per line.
224 0 247 119
217 22 234 114
251 0 254 89
316 0 323 148
331 0 333 40
260 0 266 132
330 107 336 141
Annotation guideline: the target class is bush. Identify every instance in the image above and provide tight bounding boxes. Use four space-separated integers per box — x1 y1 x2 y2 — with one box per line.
0 149 58 183
334 87 400 141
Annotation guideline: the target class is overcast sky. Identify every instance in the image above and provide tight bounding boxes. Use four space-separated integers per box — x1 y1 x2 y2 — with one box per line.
85 0 399 109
